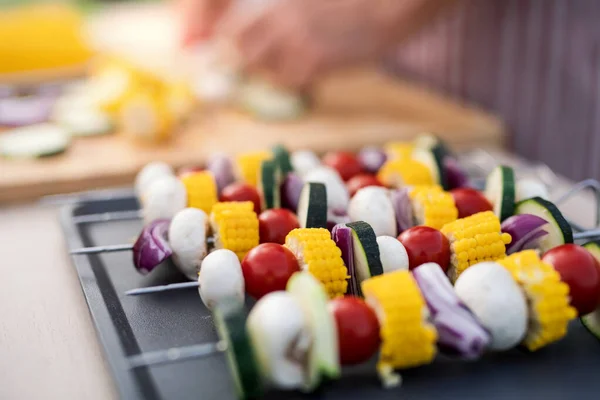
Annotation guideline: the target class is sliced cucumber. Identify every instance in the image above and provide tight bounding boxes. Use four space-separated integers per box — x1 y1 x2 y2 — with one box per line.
272 144 294 175
346 221 383 293
485 165 516 221
297 182 327 229
287 272 340 388
414 133 452 159
213 298 263 399
258 159 280 210
54 107 114 137
0 123 70 158
515 197 573 252
583 241 600 261
582 308 600 341
412 147 446 189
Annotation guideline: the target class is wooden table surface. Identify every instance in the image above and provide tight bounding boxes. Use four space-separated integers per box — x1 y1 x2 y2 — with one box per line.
0 150 594 400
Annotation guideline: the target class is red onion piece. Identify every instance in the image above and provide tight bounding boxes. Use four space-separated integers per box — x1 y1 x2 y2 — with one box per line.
332 223 358 295
280 172 304 212
132 219 172 274
0 95 56 127
390 188 414 234
501 214 549 254
413 262 490 359
358 147 387 174
444 157 470 189
207 154 235 195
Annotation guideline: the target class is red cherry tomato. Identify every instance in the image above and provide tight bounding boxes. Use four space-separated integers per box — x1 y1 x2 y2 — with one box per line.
241 243 300 299
450 188 493 219
398 226 450 272
329 296 381 365
220 183 261 215
323 151 364 181
346 173 384 197
542 244 600 316
258 208 300 245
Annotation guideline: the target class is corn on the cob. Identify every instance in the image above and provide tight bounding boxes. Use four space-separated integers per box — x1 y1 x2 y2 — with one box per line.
236 151 273 187
361 270 437 387
498 250 576 351
409 186 458 229
180 171 218 214
119 90 173 143
441 211 512 282
284 228 348 298
210 201 259 261
384 142 414 160
377 159 434 188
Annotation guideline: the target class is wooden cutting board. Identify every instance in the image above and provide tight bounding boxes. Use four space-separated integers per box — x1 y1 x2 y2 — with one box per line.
0 68 505 203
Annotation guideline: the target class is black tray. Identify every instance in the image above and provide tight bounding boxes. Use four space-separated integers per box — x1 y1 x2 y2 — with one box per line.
61 195 600 400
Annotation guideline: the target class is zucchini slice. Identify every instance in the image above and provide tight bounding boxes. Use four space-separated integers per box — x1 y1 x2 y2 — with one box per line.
515 197 573 252
272 144 294 175
346 221 383 294
258 159 280 210
485 165 516 221
287 272 341 386
583 241 600 261
213 298 263 399
0 123 70 158
297 182 327 229
412 147 447 189
582 241 600 341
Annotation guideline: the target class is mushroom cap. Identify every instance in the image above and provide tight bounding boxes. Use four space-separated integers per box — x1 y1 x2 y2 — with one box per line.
376 235 409 273
305 166 350 211
141 175 187 225
168 208 208 280
134 161 173 197
348 187 397 237
198 249 244 310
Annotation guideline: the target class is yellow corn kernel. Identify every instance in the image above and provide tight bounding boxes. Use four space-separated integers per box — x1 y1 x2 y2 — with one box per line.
284 228 348 298
236 151 273 187
384 142 415 160
361 271 437 387
441 211 511 282
119 89 173 143
210 201 259 261
377 159 434 188
180 171 218 214
498 250 576 351
409 186 458 229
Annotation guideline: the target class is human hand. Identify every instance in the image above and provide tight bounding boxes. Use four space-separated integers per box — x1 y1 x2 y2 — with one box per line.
218 0 405 90
176 0 232 46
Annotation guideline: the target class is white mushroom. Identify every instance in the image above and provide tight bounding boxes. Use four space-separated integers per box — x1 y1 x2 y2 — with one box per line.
348 187 397 237
454 262 528 351
304 166 350 213
516 178 550 201
291 150 321 177
198 249 244 310
141 175 187 225
247 291 312 390
376 236 409 273
134 161 174 198
168 208 208 280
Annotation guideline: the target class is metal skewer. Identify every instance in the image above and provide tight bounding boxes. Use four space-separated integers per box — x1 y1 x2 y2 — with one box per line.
70 237 215 255
73 210 142 224
125 281 200 296
128 341 227 369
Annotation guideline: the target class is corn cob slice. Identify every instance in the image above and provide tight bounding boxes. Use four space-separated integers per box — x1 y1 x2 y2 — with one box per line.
384 142 414 160
361 270 437 387
284 228 348 299
210 201 259 261
236 151 273 187
409 186 458 230
180 171 218 214
119 89 173 143
377 159 434 188
498 250 577 351
441 211 512 282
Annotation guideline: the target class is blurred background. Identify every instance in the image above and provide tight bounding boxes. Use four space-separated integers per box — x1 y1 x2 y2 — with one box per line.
0 0 597 203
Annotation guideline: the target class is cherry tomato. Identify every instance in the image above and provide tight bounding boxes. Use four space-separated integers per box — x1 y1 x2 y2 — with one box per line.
398 226 450 272
450 188 493 219
323 151 364 181
220 183 261 215
328 296 380 365
241 243 300 299
178 165 204 178
542 244 600 316
259 208 300 245
346 173 384 197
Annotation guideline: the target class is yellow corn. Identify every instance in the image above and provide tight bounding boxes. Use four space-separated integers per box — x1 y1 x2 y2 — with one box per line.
384 142 415 160
498 250 576 351
181 171 218 214
441 211 512 282
210 201 259 261
236 151 273 187
361 271 437 387
119 90 173 143
284 228 348 299
377 159 434 188
409 186 458 229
